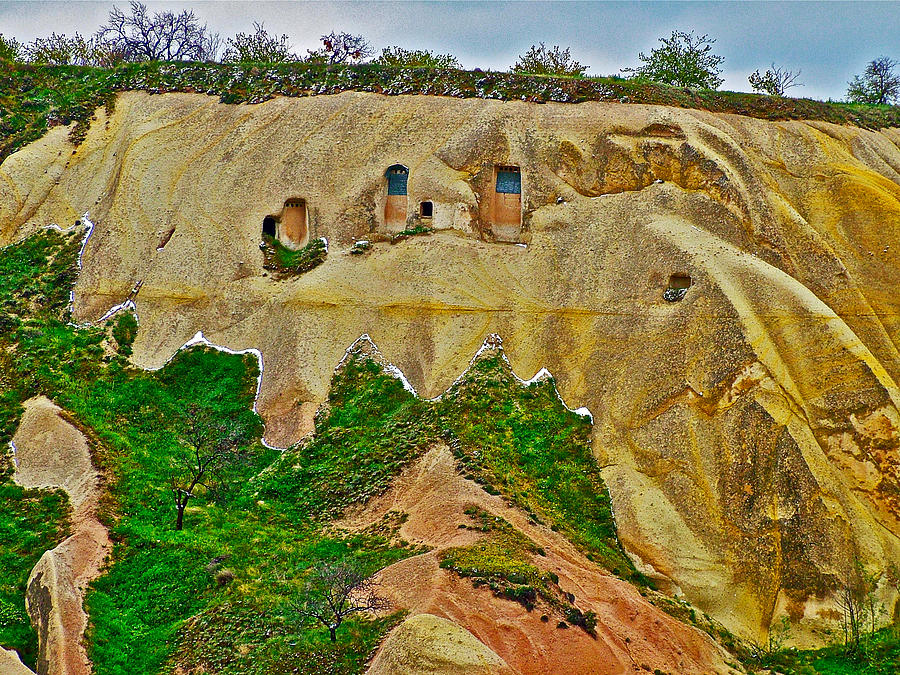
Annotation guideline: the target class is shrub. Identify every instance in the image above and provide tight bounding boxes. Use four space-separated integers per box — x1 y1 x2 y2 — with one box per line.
511 43 587 77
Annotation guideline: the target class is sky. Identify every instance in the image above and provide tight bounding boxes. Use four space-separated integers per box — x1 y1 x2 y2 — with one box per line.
1 1 899 101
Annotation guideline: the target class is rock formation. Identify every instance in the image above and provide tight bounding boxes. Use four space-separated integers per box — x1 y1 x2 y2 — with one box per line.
1 90 898 647
368 614 513 675
12 397 112 675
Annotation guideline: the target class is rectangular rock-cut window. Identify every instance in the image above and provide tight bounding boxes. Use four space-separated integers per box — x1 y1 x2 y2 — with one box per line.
420 201 433 218
496 167 521 194
387 167 408 196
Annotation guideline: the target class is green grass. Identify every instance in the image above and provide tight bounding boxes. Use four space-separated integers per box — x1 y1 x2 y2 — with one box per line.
0 457 70 668
2 60 899 163
747 628 900 674
253 354 436 524
260 235 327 278
435 354 644 584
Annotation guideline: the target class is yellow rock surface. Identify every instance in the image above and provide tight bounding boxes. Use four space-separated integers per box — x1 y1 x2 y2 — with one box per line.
2 91 899 646
367 614 513 675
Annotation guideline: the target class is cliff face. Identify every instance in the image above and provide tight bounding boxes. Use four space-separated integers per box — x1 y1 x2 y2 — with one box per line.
2 90 899 646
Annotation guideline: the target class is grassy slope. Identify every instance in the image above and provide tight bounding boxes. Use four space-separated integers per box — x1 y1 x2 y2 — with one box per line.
2 60 899 163
2 229 897 673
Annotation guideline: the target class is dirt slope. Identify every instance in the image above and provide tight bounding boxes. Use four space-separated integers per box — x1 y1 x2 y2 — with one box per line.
343 445 737 675
1 90 898 645
12 397 111 675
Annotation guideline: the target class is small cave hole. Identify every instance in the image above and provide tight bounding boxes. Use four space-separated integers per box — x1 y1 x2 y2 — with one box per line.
419 201 433 218
664 274 691 302
262 216 276 238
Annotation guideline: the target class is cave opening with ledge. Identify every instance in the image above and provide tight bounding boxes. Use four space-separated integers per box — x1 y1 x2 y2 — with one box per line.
664 274 692 302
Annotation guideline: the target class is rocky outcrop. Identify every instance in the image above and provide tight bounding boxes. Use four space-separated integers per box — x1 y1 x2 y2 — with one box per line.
367 614 513 675
1 647 37 675
1 91 898 646
12 397 111 675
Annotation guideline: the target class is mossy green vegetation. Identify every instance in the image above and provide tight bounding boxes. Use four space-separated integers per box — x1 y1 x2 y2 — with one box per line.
260 235 327 278
253 354 436 524
439 507 597 634
746 627 900 674
2 60 899 163
435 354 644 584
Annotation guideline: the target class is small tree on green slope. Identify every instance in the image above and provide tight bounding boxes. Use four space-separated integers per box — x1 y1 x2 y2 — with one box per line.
511 43 587 77
623 30 724 89
222 22 296 63
169 403 249 530
847 56 900 105
375 46 460 69
292 560 390 642
748 63 802 96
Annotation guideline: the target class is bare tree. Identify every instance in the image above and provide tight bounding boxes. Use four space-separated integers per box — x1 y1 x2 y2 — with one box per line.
835 556 882 652
748 63 803 96
511 43 587 77
847 56 900 105
95 1 219 62
170 404 249 530
223 22 296 63
292 560 390 642
306 31 372 65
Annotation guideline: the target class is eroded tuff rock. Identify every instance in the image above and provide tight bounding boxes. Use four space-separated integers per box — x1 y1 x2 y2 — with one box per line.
12 397 111 675
367 614 514 675
2 91 899 646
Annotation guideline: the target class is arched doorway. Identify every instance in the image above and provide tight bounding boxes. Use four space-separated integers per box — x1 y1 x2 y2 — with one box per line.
281 199 308 248
384 164 409 229
262 216 276 238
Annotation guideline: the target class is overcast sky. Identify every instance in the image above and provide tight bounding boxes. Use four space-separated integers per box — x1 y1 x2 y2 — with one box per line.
2 1 899 101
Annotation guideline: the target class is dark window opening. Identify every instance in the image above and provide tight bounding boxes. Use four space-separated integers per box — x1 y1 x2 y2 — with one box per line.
420 201 433 218
664 274 691 302
496 166 521 194
262 216 276 237
386 164 409 196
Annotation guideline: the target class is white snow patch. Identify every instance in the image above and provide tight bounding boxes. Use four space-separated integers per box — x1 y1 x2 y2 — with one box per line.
384 364 417 395
573 407 593 422
97 299 137 323
8 441 18 468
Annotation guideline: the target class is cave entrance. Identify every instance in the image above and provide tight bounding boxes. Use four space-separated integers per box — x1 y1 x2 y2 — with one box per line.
664 274 692 302
419 201 433 218
262 216 276 238
281 199 308 248
490 165 522 240
385 164 409 229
